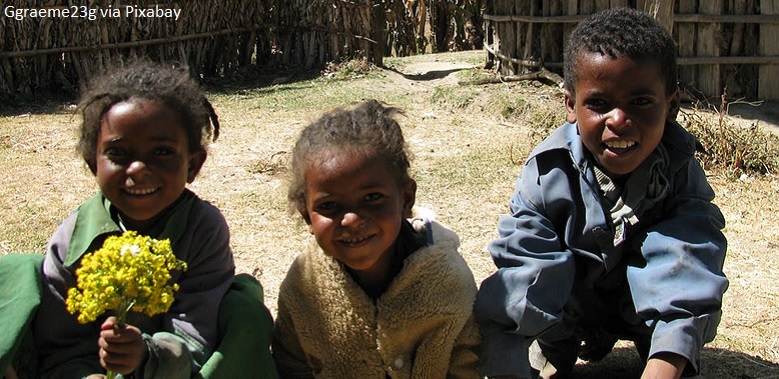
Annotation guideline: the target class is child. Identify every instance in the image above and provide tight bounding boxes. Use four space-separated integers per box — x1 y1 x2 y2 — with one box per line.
474 8 728 379
24 61 276 378
272 99 481 378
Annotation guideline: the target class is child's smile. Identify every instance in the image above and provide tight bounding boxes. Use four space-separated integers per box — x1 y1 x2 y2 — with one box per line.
124 187 159 196
339 234 374 247
565 52 680 176
302 150 415 283
95 99 205 230
604 139 636 151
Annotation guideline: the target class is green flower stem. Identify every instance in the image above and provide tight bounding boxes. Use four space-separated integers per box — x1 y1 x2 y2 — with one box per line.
106 299 135 379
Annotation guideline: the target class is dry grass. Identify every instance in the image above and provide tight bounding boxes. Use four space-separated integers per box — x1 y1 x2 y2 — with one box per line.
1 51 777 378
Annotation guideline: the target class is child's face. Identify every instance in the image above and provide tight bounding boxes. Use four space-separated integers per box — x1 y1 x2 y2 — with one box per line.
565 52 680 176
302 150 416 280
95 99 206 229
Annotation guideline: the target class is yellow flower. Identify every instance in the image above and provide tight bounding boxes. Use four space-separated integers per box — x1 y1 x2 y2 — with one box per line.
65 231 187 324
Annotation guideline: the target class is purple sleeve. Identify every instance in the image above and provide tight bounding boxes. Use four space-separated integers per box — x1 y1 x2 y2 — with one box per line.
165 199 236 353
36 213 105 378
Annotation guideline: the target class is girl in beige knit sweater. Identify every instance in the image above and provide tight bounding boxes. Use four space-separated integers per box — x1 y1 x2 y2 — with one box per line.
272 99 480 379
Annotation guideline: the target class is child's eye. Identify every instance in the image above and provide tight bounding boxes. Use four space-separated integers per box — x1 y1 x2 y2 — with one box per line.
154 147 175 156
584 99 609 112
364 193 384 202
631 98 652 106
104 147 127 157
316 201 338 212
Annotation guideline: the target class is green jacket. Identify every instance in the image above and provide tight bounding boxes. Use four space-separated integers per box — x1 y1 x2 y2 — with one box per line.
2 190 278 378
0 256 277 379
0 253 43 378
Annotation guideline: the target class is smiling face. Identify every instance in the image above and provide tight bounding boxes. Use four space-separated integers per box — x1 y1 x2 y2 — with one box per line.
95 99 205 230
302 149 416 281
565 52 680 176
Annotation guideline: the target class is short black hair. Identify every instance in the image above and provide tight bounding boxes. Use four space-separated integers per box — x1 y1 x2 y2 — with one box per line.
76 60 219 171
563 7 678 96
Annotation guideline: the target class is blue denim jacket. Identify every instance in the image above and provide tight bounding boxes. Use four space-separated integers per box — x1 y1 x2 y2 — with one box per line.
475 121 728 378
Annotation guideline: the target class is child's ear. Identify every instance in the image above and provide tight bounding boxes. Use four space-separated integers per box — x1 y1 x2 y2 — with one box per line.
86 159 97 176
667 89 681 121
186 148 207 183
401 179 417 219
298 209 314 233
564 89 577 123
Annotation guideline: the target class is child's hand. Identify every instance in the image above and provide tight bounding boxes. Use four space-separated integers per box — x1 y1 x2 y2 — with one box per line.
641 352 686 379
4 366 19 379
97 316 145 375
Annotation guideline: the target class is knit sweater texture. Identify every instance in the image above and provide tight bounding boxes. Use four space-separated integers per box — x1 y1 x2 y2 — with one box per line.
272 219 480 379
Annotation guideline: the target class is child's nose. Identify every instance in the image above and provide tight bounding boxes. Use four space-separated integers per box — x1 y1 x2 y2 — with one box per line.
605 107 631 130
341 212 364 228
125 161 149 182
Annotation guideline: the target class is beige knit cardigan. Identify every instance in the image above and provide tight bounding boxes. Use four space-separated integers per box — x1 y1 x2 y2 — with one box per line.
272 219 481 379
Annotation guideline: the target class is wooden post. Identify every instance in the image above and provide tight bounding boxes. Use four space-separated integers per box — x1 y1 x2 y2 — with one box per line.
580 0 595 15
422 0 432 53
371 0 385 67
498 0 517 75
595 0 610 13
484 0 495 68
562 0 579 83
730 0 747 56
541 0 563 65
642 0 675 33
698 1 723 101
677 0 697 97
522 1 536 69
759 0 779 100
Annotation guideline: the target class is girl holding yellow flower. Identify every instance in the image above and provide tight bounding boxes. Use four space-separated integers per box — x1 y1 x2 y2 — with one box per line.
24 61 277 379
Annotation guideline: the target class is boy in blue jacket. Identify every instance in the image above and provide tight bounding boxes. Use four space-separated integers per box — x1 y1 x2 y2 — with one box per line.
475 7 728 379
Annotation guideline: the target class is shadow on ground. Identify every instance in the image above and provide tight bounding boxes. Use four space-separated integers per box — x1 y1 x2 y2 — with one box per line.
0 67 321 117
385 66 471 81
725 100 779 136
570 346 778 378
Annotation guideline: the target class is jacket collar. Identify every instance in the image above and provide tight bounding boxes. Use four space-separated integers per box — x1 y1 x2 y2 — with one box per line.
64 189 196 267
526 120 697 175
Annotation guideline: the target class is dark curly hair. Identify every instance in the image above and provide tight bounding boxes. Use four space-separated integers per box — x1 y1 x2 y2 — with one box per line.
288 99 412 215
563 7 678 96
76 60 219 172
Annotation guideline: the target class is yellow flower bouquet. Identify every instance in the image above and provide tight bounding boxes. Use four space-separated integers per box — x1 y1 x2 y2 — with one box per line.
65 231 187 378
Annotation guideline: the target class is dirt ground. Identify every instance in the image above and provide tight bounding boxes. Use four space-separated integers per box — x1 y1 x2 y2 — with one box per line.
1 51 778 378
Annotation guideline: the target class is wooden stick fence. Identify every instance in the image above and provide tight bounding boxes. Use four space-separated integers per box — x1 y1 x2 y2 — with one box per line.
0 0 483 100
484 0 779 101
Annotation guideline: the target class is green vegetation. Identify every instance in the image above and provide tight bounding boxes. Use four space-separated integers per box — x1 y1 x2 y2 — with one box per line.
683 100 779 177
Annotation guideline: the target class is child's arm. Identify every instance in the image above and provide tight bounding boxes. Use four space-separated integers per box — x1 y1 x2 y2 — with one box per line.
155 205 235 372
475 157 577 379
141 202 235 375
36 215 108 378
642 352 687 379
446 313 481 379
271 300 315 379
4 366 19 379
627 158 728 375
